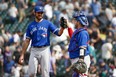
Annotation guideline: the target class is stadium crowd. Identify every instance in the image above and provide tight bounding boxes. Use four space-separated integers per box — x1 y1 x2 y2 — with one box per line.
0 0 116 77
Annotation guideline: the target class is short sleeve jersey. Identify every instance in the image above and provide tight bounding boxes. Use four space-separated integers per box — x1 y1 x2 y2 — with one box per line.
26 19 59 46
68 28 90 59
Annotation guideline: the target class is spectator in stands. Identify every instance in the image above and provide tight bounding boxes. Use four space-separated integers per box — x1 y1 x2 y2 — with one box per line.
0 0 8 11
13 46 21 64
10 30 22 46
52 45 63 60
28 0 38 6
101 38 113 63
56 54 66 77
2 30 11 44
72 0 80 12
81 0 90 16
88 63 99 77
58 0 66 11
63 52 72 77
106 25 115 40
108 1 116 15
90 0 101 16
44 1 53 20
3 56 15 77
107 59 115 76
105 4 113 21
89 40 97 64
49 48 57 77
87 8 100 28
98 59 110 77
8 3 18 24
89 27 103 51
65 0 74 19
59 8 69 21
3 46 15 77
16 0 27 23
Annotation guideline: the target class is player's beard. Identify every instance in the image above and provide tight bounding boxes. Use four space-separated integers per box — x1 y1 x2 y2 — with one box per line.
75 21 82 29
35 13 43 22
36 15 42 21
75 22 79 29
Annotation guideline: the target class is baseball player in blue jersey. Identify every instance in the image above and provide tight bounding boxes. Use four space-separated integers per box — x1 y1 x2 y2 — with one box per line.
68 11 91 77
19 6 67 77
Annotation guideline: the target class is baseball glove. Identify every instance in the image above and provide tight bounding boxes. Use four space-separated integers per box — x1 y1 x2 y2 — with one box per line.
60 17 67 28
71 59 87 74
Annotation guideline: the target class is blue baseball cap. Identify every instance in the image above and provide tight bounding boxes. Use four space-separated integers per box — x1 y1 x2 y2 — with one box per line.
34 6 44 13
73 11 89 26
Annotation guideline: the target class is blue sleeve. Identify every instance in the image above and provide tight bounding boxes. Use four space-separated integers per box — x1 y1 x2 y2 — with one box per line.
49 22 59 36
26 25 31 39
77 31 89 47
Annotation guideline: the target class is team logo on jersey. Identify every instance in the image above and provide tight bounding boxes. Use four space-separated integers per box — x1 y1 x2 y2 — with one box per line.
41 33 47 37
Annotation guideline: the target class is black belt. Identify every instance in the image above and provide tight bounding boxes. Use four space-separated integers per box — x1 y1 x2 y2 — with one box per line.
32 45 48 48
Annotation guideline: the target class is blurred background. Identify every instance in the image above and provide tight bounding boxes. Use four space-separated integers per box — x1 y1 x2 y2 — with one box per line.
0 0 116 77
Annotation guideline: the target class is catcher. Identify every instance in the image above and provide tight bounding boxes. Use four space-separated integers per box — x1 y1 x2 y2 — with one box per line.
67 11 91 77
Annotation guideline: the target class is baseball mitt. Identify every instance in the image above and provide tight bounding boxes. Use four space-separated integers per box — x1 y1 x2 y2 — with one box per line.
71 59 87 74
60 17 67 28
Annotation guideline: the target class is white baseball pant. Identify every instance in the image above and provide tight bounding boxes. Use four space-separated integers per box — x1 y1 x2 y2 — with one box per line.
28 46 50 77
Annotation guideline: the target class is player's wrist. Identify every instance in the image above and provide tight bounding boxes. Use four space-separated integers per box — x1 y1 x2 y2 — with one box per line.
79 47 86 59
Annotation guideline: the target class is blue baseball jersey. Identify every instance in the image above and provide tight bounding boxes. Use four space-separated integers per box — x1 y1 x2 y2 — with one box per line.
68 28 90 59
26 19 60 47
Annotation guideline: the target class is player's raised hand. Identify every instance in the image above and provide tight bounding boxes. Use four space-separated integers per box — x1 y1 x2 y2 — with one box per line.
19 54 24 65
